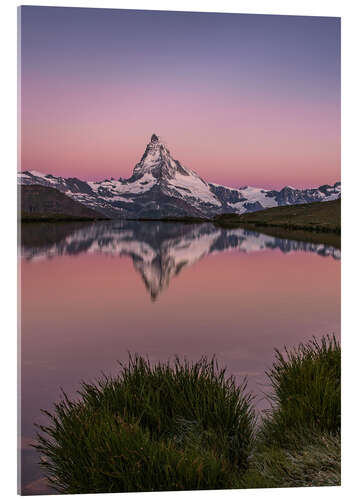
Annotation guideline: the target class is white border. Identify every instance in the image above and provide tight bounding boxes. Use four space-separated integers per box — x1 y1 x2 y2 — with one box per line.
1 1 356 499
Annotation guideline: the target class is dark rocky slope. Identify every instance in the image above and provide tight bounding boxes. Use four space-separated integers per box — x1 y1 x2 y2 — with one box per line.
20 185 108 221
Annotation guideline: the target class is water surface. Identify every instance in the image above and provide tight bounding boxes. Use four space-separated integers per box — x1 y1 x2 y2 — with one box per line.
19 221 340 494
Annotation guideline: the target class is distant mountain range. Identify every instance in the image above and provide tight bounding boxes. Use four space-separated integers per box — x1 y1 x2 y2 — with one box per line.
20 221 340 300
18 134 341 219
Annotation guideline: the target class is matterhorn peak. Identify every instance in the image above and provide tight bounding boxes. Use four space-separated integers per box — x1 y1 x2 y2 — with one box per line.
130 133 189 182
150 133 160 143
18 132 341 220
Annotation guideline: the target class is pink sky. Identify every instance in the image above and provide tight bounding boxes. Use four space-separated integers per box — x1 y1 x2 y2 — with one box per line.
20 8 340 189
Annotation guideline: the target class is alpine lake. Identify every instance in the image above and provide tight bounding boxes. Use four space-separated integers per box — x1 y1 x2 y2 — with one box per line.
19 220 340 494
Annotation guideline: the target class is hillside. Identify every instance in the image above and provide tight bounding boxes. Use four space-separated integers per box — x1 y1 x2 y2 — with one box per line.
214 199 340 232
20 185 108 221
214 199 341 248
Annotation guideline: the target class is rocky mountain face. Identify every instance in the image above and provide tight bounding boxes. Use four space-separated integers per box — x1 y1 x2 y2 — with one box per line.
20 220 340 301
20 184 107 220
18 134 341 218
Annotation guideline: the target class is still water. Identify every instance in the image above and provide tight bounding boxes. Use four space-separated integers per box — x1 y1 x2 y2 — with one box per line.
20 221 340 494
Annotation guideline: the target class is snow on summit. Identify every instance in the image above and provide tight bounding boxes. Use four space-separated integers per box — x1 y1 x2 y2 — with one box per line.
18 134 341 218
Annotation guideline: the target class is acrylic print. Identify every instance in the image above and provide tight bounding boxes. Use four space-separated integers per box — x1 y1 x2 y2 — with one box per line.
18 6 341 495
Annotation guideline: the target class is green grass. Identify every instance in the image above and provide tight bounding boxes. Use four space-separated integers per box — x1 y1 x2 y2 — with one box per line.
214 199 341 234
213 200 341 248
36 414 233 493
237 432 340 489
259 335 340 448
34 356 255 494
236 334 341 489
213 199 341 240
34 337 340 493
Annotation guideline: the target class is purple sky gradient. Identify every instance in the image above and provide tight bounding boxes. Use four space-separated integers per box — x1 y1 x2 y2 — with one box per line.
19 7 340 189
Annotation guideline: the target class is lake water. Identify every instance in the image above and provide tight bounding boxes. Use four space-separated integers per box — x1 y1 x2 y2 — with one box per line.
19 221 340 494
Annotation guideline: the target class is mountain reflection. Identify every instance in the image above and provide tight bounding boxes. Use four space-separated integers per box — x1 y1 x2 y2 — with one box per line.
20 221 340 300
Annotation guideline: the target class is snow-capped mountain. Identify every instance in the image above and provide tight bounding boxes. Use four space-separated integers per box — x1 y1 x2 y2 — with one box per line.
21 220 340 300
18 134 341 218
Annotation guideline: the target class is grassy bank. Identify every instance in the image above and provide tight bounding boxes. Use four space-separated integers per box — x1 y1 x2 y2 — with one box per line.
214 199 341 234
129 200 341 248
35 336 340 493
231 224 341 249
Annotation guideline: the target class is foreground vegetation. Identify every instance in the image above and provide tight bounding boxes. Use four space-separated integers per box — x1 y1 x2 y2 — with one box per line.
238 335 340 489
35 357 255 493
34 336 340 493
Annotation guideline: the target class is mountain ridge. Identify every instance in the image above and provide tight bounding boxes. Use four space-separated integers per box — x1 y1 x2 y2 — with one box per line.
18 134 341 219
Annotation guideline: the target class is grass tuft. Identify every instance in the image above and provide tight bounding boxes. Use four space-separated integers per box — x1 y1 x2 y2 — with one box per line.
33 337 340 492
235 334 341 489
259 334 340 448
34 356 255 494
